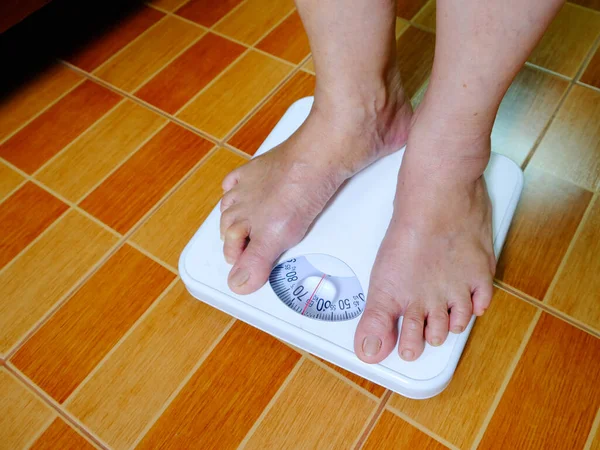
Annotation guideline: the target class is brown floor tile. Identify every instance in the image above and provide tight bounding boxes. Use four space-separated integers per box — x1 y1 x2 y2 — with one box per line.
66 282 232 449
175 0 244 27
530 85 600 191
94 16 203 92
11 244 175 403
245 360 376 449
65 6 165 72
480 313 600 449
581 44 600 88
256 11 310 64
319 358 386 397
36 100 167 202
30 418 95 450
570 0 600 12
0 182 68 270
0 368 54 449
495 167 592 300
492 66 569 166
150 0 189 11
214 0 295 45
592 431 600 450
135 33 245 114
0 211 117 356
228 71 315 155
0 161 24 201
390 288 537 449
396 26 435 98
131 148 246 267
0 65 82 141
80 123 213 234
413 0 435 30
177 50 292 139
364 410 447 450
136 321 301 449
0 81 121 174
546 196 600 331
397 0 428 20
528 3 600 77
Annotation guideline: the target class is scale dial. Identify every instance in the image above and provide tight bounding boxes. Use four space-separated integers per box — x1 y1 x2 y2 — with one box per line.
269 254 365 322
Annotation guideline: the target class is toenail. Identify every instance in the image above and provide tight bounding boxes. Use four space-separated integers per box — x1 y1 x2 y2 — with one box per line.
431 338 442 346
220 232 224 241
230 268 249 287
401 349 414 360
362 336 381 357
452 326 464 333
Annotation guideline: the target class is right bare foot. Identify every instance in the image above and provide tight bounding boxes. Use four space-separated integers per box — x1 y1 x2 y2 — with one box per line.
220 77 412 294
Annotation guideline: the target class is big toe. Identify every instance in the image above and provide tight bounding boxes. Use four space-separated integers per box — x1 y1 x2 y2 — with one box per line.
228 237 286 295
354 289 401 364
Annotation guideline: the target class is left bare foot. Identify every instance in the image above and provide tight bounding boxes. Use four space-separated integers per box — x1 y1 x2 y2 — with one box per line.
354 107 496 363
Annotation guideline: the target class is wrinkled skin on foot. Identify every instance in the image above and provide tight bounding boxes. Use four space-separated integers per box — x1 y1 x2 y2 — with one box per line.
354 113 496 363
220 92 412 295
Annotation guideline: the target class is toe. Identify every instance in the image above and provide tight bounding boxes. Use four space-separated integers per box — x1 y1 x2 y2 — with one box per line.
220 207 238 241
354 288 402 364
222 169 240 192
223 221 249 265
220 190 236 212
448 294 473 333
228 236 285 295
424 304 449 346
472 278 493 316
398 301 426 361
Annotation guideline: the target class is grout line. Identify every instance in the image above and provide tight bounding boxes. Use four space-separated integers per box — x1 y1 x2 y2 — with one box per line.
0 78 85 145
63 277 180 405
578 80 600 93
145 0 190 13
0 177 27 204
469 309 543 450
353 390 392 449
494 281 600 338
520 81 573 170
221 144 251 160
90 14 171 75
127 318 237 450
130 30 207 94
209 0 248 31
584 407 600 450
573 31 600 83
30 98 128 178
302 354 380 402
4 141 218 358
220 63 304 144
172 47 253 116
248 7 297 47
542 193 597 303
0 202 70 279
22 411 57 450
236 357 306 449
386 404 460 450
524 61 572 81
61 60 221 144
73 119 170 204
4 363 112 450
3 233 121 360
126 240 178 274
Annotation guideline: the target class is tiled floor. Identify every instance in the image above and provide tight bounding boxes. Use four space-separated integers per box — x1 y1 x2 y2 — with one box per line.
1 0 599 448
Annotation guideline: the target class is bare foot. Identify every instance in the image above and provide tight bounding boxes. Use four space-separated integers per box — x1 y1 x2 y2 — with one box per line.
220 78 412 294
354 107 496 363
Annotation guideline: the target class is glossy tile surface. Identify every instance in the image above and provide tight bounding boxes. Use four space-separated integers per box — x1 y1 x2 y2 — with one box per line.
480 313 600 449
1 5 599 449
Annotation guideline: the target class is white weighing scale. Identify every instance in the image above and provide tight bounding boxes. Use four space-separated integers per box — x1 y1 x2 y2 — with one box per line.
179 97 524 399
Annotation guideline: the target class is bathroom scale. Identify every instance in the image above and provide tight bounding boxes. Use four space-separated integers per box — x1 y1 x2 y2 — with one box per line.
179 97 524 399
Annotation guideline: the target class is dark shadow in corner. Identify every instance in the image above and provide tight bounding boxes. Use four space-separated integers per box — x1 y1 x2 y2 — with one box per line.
0 0 148 101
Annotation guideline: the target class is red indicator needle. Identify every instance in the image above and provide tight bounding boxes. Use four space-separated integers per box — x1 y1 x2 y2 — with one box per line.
301 274 326 315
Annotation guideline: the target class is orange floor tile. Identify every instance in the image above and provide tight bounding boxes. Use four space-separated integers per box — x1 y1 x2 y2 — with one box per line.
1 1 599 449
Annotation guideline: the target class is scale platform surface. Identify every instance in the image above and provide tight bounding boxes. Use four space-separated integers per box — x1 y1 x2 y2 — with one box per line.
179 97 524 399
